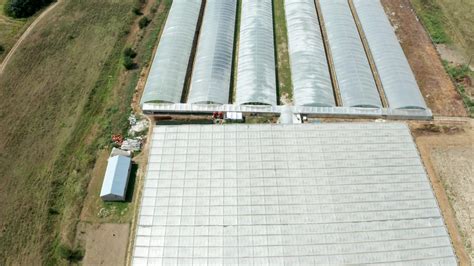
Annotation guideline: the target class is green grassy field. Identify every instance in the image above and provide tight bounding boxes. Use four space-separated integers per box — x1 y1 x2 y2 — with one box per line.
0 0 171 264
273 0 293 104
411 0 474 57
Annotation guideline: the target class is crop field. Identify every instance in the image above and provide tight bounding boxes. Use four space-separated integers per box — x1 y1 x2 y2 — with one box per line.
0 0 172 264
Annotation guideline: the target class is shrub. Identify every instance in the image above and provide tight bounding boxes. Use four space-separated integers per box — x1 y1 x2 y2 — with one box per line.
123 55 135 70
138 16 151 29
124 47 137 59
132 7 142 15
4 0 54 18
0 45 4 55
57 244 84 262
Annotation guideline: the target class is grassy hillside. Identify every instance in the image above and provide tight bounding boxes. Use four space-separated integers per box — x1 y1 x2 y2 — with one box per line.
0 0 31 61
411 0 474 57
0 0 171 264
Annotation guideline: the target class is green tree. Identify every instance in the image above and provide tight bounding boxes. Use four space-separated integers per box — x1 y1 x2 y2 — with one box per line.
138 16 151 29
4 0 55 18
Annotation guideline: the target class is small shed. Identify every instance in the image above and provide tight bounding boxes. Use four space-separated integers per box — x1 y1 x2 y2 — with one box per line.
100 155 132 201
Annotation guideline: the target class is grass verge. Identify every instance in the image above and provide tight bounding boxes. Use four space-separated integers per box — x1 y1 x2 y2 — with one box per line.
411 0 450 44
272 0 293 104
411 0 474 57
442 60 474 116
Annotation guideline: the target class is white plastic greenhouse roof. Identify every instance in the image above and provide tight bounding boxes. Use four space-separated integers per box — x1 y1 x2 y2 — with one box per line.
353 0 427 109
100 155 131 201
319 0 382 108
140 0 201 105
235 0 277 106
285 0 335 107
187 0 236 105
132 123 456 265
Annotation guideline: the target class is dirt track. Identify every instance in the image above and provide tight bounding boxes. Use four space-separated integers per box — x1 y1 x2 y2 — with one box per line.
411 120 473 265
0 0 62 75
382 0 467 117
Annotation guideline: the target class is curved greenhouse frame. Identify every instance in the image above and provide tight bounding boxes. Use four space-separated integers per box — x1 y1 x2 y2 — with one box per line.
235 0 277 106
285 0 335 107
140 0 202 105
353 0 427 109
319 0 382 108
188 0 237 105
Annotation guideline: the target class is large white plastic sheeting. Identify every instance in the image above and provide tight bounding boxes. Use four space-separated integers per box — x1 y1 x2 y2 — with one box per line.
353 0 427 109
140 0 201 105
235 0 277 106
319 0 382 108
285 0 335 107
188 0 237 104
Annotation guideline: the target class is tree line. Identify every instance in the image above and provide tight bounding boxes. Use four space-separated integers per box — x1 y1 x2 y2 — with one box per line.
4 0 55 18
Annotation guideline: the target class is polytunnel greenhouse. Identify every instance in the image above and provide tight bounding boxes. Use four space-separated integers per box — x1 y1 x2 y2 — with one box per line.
285 0 335 107
235 0 277 106
140 0 201 105
353 0 427 109
319 0 382 108
187 0 236 105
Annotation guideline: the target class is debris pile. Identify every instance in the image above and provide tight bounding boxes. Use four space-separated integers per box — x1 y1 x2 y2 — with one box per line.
121 138 142 152
128 114 149 136
112 134 124 145
97 208 110 218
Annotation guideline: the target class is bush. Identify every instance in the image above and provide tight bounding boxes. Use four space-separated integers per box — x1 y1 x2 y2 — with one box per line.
57 244 84 262
123 47 137 70
4 0 54 18
124 47 137 59
132 7 142 15
0 45 4 55
123 55 135 70
138 16 151 29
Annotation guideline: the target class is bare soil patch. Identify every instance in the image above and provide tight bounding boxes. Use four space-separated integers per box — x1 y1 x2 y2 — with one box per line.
77 223 130 266
437 44 473 69
411 119 473 264
381 0 467 117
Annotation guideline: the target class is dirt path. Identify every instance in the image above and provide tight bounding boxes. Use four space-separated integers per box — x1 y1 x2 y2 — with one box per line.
0 0 62 76
381 0 467 117
411 120 473 265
